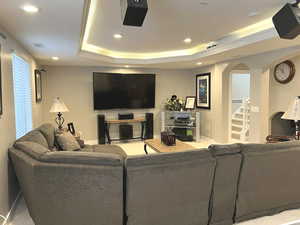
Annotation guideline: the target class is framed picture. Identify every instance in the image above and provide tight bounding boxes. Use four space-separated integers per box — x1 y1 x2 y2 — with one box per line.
67 122 76 135
35 69 42 102
196 73 211 109
0 44 2 116
184 96 196 110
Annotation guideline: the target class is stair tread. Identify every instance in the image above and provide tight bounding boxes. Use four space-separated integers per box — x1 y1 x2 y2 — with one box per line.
232 124 243 128
232 118 243 121
232 131 241 135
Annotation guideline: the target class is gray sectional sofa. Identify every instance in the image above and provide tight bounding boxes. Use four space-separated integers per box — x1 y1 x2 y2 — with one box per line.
9 123 300 225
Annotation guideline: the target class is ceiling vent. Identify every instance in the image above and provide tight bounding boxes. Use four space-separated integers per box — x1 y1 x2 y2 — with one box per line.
206 42 218 49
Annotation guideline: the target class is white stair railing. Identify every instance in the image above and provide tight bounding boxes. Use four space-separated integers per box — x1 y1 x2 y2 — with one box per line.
240 98 250 141
231 98 250 142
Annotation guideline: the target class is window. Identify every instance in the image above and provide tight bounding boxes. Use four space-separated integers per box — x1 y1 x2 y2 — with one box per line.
12 54 32 139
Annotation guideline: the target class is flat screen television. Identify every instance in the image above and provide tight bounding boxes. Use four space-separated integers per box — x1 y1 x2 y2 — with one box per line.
93 73 156 110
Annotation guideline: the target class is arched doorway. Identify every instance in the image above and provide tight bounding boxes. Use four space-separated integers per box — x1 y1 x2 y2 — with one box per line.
227 63 251 142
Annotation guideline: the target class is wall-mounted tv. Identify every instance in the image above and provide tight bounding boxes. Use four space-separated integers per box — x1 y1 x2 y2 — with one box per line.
93 73 156 110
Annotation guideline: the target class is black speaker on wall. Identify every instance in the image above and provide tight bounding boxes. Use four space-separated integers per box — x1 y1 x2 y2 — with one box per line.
273 3 300 39
121 0 148 27
145 113 153 139
98 115 106 144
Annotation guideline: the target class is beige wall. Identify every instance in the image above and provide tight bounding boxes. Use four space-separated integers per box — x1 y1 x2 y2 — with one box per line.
270 55 300 117
0 26 41 222
193 65 220 140
42 66 195 141
192 48 300 143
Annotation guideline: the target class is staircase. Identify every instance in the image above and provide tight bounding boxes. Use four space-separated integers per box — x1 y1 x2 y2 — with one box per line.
231 98 250 142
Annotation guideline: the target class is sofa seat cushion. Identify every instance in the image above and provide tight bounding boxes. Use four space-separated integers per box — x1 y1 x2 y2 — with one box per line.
56 132 81 151
82 145 127 159
37 123 56 149
16 130 49 149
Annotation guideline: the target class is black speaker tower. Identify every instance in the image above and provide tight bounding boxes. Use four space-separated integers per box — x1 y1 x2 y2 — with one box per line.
121 0 148 27
98 115 106 144
145 113 153 139
273 2 300 39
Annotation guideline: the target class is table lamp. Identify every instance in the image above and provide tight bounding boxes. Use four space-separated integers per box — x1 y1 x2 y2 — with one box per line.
281 96 300 140
50 97 69 129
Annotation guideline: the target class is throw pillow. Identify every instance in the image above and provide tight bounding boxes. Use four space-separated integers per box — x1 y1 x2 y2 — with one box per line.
55 132 81 151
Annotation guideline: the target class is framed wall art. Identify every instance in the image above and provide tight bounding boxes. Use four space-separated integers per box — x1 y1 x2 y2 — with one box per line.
196 73 211 109
35 69 42 102
184 96 196 110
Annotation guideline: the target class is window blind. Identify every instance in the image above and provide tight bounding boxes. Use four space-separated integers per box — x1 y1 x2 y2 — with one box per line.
12 54 33 139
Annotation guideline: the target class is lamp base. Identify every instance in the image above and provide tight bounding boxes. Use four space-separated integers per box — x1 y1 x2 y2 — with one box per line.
55 112 65 130
295 120 300 140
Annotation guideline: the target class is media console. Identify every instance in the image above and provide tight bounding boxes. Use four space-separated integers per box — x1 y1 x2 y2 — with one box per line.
98 113 153 144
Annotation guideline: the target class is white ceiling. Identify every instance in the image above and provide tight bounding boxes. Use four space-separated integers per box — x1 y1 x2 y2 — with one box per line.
0 0 299 69
89 0 283 53
0 0 85 62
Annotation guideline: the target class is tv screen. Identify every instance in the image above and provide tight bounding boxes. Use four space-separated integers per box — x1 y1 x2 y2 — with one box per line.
93 73 156 110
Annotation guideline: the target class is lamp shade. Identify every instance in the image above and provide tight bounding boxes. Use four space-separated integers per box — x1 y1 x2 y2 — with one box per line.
282 96 300 120
49 97 69 113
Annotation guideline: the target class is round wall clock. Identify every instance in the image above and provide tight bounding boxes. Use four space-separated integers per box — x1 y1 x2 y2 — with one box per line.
274 60 295 84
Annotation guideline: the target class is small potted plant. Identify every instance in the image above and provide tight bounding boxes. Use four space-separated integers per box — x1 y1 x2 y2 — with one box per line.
165 95 185 111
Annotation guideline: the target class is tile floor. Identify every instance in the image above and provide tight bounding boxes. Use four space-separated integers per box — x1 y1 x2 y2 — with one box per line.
7 139 300 225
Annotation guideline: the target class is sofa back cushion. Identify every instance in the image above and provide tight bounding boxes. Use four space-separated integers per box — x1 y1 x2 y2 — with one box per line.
235 141 300 222
16 130 49 149
125 149 216 225
37 123 56 149
14 141 49 160
209 144 242 225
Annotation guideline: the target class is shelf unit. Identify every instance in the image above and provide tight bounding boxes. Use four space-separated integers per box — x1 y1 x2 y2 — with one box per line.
161 111 201 142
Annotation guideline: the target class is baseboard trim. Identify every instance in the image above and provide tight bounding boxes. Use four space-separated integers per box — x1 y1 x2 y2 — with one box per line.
1 192 21 225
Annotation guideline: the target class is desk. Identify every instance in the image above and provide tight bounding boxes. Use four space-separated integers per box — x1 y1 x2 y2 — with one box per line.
105 118 146 144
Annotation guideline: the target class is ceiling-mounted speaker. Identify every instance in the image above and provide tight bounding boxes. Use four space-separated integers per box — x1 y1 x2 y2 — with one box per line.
273 3 300 39
121 0 148 27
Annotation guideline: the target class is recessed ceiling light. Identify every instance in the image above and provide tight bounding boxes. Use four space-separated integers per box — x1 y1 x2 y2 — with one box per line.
196 62 203 65
114 34 123 39
248 11 259 17
52 57 59 61
184 38 192 44
125 65 130 68
22 5 39 13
